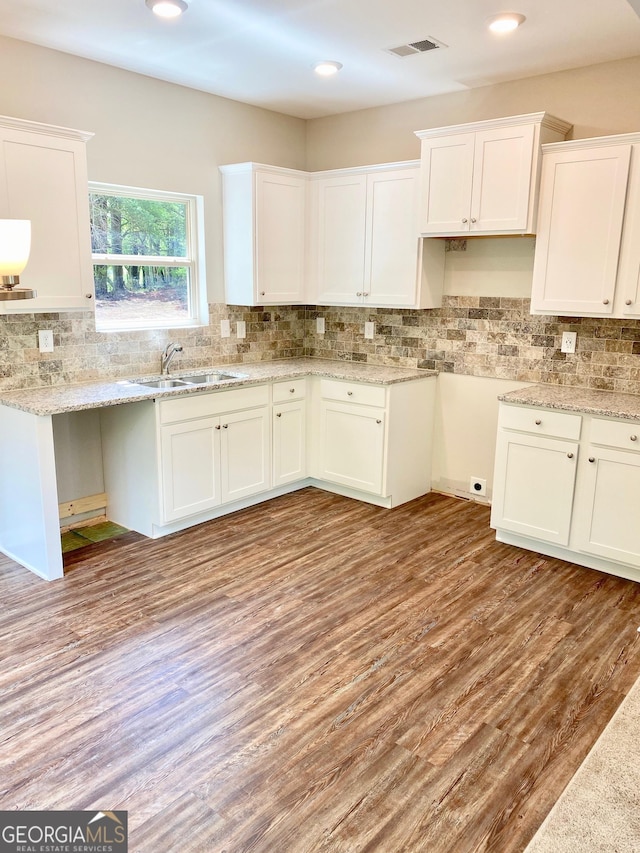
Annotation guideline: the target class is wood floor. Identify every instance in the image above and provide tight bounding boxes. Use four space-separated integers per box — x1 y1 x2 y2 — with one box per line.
2 488 640 852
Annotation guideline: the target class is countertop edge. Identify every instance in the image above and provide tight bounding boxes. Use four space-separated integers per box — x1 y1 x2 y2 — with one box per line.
498 384 640 423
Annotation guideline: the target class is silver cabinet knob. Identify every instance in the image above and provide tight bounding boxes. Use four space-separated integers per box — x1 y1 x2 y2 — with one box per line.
85 293 93 299
631 435 638 442
471 217 477 223
363 292 369 297
347 391 353 396
276 412 282 418
260 291 265 296
289 388 295 393
567 452 574 459
626 299 633 306
356 292 362 297
535 419 542 425
461 218 468 224
222 424 228 429
603 298 610 305
376 419 382 424
215 424 221 430
589 457 595 463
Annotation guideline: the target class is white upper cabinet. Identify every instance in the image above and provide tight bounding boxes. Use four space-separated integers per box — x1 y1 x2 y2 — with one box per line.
220 162 307 306
531 134 640 318
415 113 571 237
309 162 444 309
0 115 95 314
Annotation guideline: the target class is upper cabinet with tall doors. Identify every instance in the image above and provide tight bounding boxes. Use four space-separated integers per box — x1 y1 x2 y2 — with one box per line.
0 114 95 314
308 162 444 309
415 113 571 237
530 133 640 318
220 162 307 306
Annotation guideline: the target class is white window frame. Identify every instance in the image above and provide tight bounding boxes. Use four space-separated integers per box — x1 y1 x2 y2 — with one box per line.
89 181 208 332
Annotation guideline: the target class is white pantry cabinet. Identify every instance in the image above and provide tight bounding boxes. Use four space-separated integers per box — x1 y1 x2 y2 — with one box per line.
492 400 640 582
309 375 437 507
415 113 571 237
309 163 444 308
0 114 95 314
220 162 307 305
530 133 640 318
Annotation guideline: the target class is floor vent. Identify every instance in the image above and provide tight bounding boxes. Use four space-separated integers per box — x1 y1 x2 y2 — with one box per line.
387 37 447 57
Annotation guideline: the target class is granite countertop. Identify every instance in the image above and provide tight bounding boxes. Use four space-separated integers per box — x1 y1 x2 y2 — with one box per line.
0 358 437 416
499 384 640 423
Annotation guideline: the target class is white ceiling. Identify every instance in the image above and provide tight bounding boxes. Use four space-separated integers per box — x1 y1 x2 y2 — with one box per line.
0 0 639 119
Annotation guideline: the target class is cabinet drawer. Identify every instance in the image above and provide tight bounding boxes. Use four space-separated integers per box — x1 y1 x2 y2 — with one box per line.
159 384 269 424
499 405 582 440
590 417 640 451
273 378 307 403
320 378 386 408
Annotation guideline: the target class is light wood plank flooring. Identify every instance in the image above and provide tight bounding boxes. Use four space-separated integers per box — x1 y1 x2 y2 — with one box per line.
1 488 640 852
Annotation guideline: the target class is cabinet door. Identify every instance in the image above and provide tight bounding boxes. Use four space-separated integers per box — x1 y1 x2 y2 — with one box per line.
531 145 631 315
319 400 385 495
418 133 475 234
273 400 306 486
255 171 306 304
220 406 270 502
364 169 420 307
0 127 94 312
491 432 578 545
574 448 640 567
470 123 535 233
617 143 640 317
314 174 367 304
160 417 221 522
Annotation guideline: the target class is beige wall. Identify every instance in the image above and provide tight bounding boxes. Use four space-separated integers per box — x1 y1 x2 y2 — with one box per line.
306 55 640 169
0 34 306 303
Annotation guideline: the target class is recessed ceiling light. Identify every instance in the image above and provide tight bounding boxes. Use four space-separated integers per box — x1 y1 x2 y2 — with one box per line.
146 0 188 19
487 12 526 33
313 61 343 77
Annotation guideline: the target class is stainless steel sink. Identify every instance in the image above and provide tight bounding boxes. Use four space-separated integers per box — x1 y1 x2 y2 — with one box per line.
179 372 246 384
135 378 190 389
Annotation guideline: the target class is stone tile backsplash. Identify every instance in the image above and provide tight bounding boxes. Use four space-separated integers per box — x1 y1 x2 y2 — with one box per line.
2 297 640 394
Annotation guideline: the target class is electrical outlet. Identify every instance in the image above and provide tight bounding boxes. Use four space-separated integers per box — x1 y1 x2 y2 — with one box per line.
561 331 577 354
236 320 246 339
38 330 54 353
469 477 487 497
364 321 375 340
220 319 231 338
316 317 325 334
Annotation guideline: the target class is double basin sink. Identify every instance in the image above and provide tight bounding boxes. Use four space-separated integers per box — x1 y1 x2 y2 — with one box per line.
131 371 247 390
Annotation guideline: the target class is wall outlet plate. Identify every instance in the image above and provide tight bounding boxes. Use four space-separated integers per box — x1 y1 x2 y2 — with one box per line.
220 319 231 338
236 320 246 339
38 330 54 353
470 477 487 497
561 331 577 354
364 321 375 340
316 317 325 334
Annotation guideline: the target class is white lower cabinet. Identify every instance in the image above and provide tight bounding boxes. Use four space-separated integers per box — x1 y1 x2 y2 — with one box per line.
160 416 221 521
492 402 640 580
319 400 385 494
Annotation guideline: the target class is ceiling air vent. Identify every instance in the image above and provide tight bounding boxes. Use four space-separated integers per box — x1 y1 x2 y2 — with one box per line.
387 37 447 57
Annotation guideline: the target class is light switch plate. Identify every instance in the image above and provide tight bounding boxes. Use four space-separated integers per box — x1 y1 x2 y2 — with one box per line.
220 319 231 338
316 317 325 334
364 321 375 340
236 321 246 339
38 330 54 353
561 331 577 354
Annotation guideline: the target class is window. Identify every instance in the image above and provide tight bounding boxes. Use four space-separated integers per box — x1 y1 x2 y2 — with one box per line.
89 183 207 331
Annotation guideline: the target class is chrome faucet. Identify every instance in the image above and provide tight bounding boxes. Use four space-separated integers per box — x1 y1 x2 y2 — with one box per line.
161 342 183 375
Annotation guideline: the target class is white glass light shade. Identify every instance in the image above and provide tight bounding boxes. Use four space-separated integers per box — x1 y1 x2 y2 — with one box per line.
313 61 343 77
0 219 31 277
145 0 188 18
487 12 526 33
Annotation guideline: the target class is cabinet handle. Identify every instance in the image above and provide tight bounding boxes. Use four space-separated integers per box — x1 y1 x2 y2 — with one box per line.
347 391 353 396
603 298 610 305
470 217 477 224
356 292 362 297
567 452 574 459
631 435 638 442
535 419 542 425
376 419 382 424
222 424 228 429
589 457 595 463
626 299 633 306
260 291 265 296
215 424 221 430
363 292 369 297
276 412 282 418
289 388 295 393
85 293 93 299
461 218 468 224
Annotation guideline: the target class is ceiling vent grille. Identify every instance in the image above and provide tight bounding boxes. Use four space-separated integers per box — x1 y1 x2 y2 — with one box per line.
387 37 447 57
